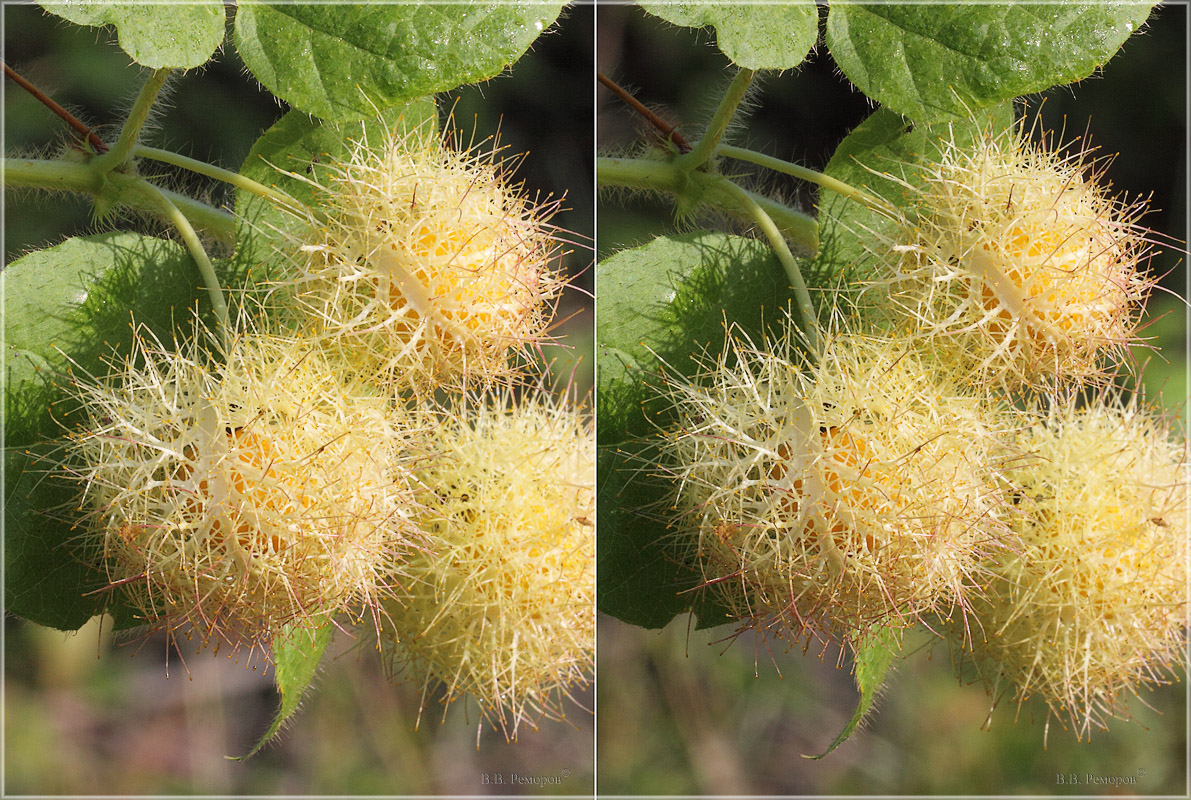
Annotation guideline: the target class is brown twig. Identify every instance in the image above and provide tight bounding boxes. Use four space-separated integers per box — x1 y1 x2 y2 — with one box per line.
598 70 691 153
4 60 108 153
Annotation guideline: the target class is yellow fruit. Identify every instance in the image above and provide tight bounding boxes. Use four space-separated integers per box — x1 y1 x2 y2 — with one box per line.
959 401 1187 741
68 327 419 651
665 328 1010 644
887 118 1153 387
378 395 594 738
278 122 566 390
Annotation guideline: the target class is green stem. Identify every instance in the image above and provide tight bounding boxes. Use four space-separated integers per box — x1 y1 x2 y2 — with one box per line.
679 68 754 172
5 157 235 245
134 145 307 216
132 181 230 347
597 155 686 195
92 68 170 173
153 186 236 245
717 179 821 355
4 156 103 194
718 144 896 217
723 183 818 255
597 156 819 253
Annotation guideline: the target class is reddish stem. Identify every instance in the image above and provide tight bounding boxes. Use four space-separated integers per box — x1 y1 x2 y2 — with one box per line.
598 70 691 154
4 60 108 153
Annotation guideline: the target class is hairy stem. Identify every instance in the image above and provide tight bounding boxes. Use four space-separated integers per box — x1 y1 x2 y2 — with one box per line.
4 156 104 193
4 157 236 246
132 181 230 346
597 156 818 253
679 68 755 172
153 186 237 246
134 145 306 216
597 71 690 153
3 61 108 153
718 144 895 217
93 68 171 173
717 179 821 354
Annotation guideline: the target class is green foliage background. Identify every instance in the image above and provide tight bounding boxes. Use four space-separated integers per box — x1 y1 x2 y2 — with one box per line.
3 3 593 793
596 3 1187 794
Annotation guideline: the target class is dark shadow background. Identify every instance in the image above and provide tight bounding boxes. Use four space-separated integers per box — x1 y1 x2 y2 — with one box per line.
597 3 1187 795
3 3 593 794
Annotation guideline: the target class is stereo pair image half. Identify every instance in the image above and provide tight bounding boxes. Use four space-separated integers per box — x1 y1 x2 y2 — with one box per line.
3 2 1187 796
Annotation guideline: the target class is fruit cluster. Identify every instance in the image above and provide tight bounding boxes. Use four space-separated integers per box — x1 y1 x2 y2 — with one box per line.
662 116 1186 742
66 121 594 739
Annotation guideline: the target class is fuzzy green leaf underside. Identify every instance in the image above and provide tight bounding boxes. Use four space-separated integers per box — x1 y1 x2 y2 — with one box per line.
38 0 225 69
638 1 818 70
233 2 565 122
237 623 334 760
3 232 216 631
234 99 437 273
826 1 1158 123
596 232 796 630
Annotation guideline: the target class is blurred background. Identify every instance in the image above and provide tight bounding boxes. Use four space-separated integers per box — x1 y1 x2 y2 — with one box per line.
597 3 1187 795
4 3 592 794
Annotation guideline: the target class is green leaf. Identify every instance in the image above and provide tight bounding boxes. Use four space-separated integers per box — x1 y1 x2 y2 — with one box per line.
38 0 225 69
234 99 437 272
236 622 333 760
3 232 218 631
804 625 900 759
597 231 796 629
639 1 818 70
4 444 103 632
233 1 565 121
3 231 217 448
826 2 1158 123
814 103 1015 294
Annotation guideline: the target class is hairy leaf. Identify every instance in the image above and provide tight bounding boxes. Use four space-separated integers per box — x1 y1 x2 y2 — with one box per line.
639 1 818 70
597 232 796 629
237 623 334 759
826 2 1157 123
234 2 564 121
3 232 217 631
805 626 900 759
38 0 224 69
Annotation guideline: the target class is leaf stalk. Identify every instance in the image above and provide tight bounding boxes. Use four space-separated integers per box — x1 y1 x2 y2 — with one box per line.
131 181 230 347
597 156 818 253
717 144 896 217
716 179 821 354
678 68 755 173
92 68 171 174
4 157 236 246
133 145 306 217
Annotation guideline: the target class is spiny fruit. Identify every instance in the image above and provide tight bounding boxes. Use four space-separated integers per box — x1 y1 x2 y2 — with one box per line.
280 119 566 390
885 116 1153 388
378 393 594 739
663 327 1010 645
958 400 1187 742
66 326 419 651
